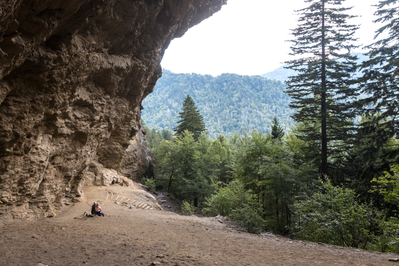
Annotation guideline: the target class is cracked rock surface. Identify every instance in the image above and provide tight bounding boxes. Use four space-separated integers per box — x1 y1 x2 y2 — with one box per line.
0 0 226 219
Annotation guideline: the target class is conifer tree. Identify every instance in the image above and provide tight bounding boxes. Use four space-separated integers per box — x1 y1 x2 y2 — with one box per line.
161 128 173 140
285 0 359 176
353 0 399 205
174 95 206 140
271 117 284 140
359 0 399 137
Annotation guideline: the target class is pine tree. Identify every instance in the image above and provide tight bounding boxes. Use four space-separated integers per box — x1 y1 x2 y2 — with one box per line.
352 0 399 206
271 117 284 140
285 0 359 176
359 0 399 137
174 95 206 140
161 128 173 140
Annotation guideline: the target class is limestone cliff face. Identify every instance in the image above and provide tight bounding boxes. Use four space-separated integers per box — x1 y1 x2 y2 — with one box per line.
0 0 226 219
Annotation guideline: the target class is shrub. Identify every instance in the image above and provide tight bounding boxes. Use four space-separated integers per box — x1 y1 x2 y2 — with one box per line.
292 179 378 248
371 217 399 254
203 180 265 233
142 178 156 191
371 164 399 208
231 204 265 234
181 201 195 215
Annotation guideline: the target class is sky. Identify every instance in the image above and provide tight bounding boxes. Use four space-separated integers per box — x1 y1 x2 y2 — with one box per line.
161 0 381 76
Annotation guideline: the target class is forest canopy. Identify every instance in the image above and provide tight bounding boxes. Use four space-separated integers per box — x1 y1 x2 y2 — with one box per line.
140 0 399 255
142 71 293 138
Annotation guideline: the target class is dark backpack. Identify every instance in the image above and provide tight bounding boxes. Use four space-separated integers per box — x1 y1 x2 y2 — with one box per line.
91 204 96 214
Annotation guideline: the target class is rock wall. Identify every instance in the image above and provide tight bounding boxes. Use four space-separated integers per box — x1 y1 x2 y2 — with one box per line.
0 0 226 219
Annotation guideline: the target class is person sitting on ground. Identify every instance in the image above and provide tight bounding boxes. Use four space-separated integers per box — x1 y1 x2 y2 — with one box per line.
91 202 105 217
91 202 96 215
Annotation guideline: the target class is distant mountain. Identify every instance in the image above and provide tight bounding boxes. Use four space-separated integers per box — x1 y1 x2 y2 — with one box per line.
261 66 296 83
262 52 370 83
142 70 294 138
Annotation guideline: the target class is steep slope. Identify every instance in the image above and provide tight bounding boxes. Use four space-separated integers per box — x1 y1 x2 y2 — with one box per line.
0 0 226 219
142 70 293 138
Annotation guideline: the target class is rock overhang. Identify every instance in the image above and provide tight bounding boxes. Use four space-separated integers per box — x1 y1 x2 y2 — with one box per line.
0 0 227 219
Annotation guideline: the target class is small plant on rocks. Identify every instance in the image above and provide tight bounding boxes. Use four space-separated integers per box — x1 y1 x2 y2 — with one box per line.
143 178 156 191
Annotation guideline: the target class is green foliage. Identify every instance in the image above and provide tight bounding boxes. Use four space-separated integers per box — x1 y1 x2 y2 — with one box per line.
161 128 173 140
137 1 399 246
372 217 399 254
292 179 379 248
371 164 399 208
143 124 173 151
142 178 156 191
286 0 359 175
203 180 264 233
271 116 284 140
203 180 248 216
231 129 318 233
348 0 399 213
359 0 399 135
147 123 399 247
142 70 293 138
338 115 399 210
181 201 195 215
154 131 224 207
174 95 206 140
232 203 265 234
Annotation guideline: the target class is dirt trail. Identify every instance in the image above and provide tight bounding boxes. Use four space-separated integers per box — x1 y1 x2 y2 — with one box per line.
0 185 398 266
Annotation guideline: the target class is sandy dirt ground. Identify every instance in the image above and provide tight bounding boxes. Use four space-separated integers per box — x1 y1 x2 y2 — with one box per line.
1 185 398 266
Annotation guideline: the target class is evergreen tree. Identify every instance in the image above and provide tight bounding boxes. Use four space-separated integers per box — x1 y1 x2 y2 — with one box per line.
174 95 206 140
161 128 173 140
155 131 219 207
340 115 399 208
285 0 359 176
142 71 293 138
271 116 284 140
352 1 399 206
359 0 399 137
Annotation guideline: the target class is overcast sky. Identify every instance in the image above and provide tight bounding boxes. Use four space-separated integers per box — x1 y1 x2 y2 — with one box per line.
161 0 381 76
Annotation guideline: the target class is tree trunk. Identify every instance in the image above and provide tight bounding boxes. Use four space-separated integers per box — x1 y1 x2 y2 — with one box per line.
321 0 328 177
167 166 175 192
275 195 279 222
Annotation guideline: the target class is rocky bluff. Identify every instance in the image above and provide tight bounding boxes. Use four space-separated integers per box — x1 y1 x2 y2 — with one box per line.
0 0 226 219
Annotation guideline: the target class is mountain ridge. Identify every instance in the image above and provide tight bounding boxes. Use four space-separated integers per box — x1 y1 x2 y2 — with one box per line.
261 52 370 83
142 70 293 138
